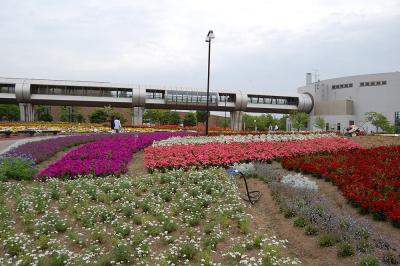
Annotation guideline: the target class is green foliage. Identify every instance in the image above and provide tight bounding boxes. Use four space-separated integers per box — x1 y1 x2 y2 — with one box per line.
167 111 181 125
183 112 197 126
315 116 325 130
337 242 355 257
217 117 230 128
304 225 318 236
243 114 276 131
278 115 289 131
318 234 339 247
196 110 208 124
290 111 309 131
35 106 53 122
89 109 108 123
365 111 394 133
293 216 306 227
143 109 163 124
358 256 380 266
0 104 19 121
60 106 84 123
0 157 37 181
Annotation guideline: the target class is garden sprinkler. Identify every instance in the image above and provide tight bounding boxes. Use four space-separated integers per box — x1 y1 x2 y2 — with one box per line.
227 169 261 205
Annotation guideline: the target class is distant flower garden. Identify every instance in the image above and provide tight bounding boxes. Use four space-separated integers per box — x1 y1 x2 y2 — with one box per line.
153 132 337 146
145 138 361 171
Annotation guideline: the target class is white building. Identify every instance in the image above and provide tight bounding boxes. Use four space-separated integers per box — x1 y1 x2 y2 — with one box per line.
296 71 400 133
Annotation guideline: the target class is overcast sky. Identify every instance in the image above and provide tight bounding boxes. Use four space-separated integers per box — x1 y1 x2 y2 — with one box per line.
0 0 399 95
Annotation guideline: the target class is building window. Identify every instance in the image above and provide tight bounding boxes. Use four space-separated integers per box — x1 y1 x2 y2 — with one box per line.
325 123 329 131
382 80 387 85
349 120 354 126
365 82 370 86
337 123 341 132
370 81 376 86
349 83 353 87
376 81 381 85
395 112 400 134
360 82 364 87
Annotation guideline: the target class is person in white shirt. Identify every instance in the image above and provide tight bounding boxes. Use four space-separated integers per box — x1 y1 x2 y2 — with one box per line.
113 118 122 133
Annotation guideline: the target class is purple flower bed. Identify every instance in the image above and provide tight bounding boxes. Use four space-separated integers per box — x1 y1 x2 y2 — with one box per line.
37 132 192 179
4 134 115 163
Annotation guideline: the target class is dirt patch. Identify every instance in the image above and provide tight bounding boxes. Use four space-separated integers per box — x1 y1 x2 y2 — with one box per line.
351 135 400 148
127 150 148 177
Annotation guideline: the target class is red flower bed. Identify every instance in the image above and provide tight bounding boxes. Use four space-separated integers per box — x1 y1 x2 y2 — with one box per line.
281 146 400 227
145 137 360 170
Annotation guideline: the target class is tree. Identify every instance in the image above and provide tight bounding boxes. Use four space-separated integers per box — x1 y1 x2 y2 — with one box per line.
365 112 393 133
278 115 289 131
61 106 84 123
0 104 20 121
35 106 53 122
89 109 108 123
168 111 181 125
315 116 325 130
196 110 207 124
183 112 197 126
143 109 163 125
290 111 309 131
217 117 230 128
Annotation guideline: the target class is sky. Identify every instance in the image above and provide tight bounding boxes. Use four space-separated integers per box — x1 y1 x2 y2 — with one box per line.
0 0 399 95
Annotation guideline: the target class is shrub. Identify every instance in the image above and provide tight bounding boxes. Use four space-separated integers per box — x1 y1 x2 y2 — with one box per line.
304 225 319 236
293 216 306 227
319 234 339 247
358 256 380 266
337 242 355 257
0 157 37 181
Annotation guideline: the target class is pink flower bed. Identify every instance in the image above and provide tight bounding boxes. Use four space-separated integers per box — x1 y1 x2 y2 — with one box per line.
38 132 192 179
144 138 361 170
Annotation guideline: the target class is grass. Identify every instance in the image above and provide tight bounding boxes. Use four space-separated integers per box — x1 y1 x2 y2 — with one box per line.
0 168 300 265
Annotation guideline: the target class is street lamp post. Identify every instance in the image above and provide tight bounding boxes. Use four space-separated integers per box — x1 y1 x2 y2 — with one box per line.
205 30 215 135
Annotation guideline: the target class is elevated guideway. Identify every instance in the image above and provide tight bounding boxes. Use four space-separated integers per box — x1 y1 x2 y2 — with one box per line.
0 77 313 130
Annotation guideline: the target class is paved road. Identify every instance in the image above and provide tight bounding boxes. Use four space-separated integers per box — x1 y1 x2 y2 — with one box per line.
0 136 63 155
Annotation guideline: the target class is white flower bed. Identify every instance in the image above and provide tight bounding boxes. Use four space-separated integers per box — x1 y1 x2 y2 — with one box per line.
153 132 337 146
281 173 318 191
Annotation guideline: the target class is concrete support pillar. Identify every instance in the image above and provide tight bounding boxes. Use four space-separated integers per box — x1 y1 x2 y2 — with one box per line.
19 103 35 122
230 111 244 131
132 107 144 125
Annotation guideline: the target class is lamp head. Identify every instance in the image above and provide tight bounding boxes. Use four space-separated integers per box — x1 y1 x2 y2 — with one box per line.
205 30 215 42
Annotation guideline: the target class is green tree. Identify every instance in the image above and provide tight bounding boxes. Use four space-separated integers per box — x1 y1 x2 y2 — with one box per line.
143 109 163 124
61 106 84 123
89 109 108 123
183 112 197 126
315 116 325 130
195 110 207 124
277 115 289 131
0 104 20 121
290 111 309 131
365 112 393 133
35 106 53 122
168 111 181 125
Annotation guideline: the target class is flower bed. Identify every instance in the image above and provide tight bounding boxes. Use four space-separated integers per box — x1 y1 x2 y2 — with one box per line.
153 132 337 146
0 168 300 265
145 137 361 171
4 134 114 163
0 122 186 134
280 146 400 227
38 132 192 179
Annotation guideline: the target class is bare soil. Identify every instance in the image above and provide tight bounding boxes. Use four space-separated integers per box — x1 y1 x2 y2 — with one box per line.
351 135 400 148
127 150 148 177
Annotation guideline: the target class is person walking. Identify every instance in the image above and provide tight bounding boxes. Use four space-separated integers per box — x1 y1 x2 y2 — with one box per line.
110 116 115 133
114 117 122 133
